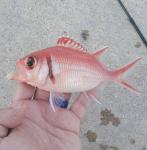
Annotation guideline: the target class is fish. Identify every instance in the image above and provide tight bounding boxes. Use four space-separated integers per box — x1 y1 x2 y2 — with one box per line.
7 37 141 111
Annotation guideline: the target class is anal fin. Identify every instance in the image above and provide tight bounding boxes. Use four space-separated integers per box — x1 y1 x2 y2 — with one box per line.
83 87 102 105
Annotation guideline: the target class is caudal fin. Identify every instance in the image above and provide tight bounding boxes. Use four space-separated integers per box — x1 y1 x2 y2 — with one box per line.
109 57 142 94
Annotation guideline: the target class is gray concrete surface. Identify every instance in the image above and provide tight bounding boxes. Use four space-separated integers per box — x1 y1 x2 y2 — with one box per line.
0 0 147 149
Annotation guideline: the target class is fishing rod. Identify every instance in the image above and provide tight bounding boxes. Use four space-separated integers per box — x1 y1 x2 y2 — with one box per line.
117 0 147 47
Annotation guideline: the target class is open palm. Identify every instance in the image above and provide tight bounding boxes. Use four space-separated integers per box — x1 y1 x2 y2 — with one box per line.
0 83 92 150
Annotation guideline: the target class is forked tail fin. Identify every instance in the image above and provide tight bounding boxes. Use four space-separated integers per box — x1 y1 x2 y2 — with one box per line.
108 57 142 94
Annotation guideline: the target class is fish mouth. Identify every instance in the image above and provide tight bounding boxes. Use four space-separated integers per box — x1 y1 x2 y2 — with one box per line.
7 71 17 80
7 72 27 83
7 71 23 81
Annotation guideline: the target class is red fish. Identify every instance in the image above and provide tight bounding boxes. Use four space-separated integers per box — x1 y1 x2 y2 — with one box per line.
8 37 141 111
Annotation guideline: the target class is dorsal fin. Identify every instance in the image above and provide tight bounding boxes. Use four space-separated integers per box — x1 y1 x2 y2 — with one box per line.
57 37 87 52
93 47 108 58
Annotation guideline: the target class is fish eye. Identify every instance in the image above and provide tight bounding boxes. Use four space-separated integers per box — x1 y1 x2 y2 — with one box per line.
25 56 36 69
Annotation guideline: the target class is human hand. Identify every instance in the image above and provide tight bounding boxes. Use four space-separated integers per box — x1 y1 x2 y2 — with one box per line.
0 83 92 150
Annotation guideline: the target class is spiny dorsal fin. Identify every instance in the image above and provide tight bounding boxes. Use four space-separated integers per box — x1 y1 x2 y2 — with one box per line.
57 37 87 52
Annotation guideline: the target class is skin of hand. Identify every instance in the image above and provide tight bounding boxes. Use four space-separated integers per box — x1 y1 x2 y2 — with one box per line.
0 83 92 150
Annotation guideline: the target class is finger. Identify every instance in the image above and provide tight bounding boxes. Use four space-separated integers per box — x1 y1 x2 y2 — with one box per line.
35 88 50 101
56 93 72 109
0 125 8 138
49 93 71 110
14 82 50 101
62 93 72 101
70 93 92 120
0 101 27 128
14 82 35 101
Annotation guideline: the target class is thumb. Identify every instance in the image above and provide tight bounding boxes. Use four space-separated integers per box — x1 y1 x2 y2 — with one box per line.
70 93 92 120
0 101 27 128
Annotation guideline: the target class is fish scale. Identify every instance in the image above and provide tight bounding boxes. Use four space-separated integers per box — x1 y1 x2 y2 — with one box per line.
51 52 100 92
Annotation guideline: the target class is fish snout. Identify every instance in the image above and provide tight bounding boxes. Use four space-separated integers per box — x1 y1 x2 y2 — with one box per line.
7 71 19 80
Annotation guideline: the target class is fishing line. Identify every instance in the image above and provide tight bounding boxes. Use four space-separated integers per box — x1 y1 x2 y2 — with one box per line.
31 87 37 100
117 0 147 47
